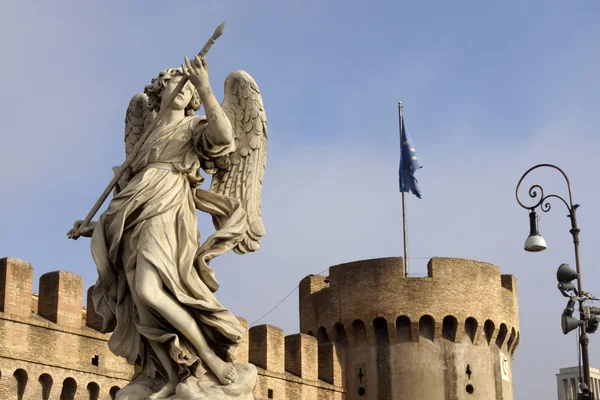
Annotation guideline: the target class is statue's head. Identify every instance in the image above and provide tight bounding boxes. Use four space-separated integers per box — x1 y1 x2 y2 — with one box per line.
144 68 201 116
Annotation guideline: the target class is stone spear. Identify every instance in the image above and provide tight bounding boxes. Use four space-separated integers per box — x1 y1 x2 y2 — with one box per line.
69 21 227 240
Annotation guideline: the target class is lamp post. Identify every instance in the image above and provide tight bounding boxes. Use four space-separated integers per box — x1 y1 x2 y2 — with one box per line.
515 163 595 398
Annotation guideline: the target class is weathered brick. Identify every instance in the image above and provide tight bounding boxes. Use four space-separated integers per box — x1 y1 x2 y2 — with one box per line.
285 333 318 380
85 285 103 331
38 270 83 328
249 324 285 373
0 257 33 317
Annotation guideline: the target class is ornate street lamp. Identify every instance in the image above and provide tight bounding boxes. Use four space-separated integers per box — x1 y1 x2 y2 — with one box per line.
523 209 547 252
516 163 596 399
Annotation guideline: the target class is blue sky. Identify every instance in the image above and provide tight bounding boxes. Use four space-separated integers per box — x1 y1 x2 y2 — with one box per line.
1 1 600 398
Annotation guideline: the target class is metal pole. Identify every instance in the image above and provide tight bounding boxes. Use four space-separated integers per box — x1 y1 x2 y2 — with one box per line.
515 164 592 397
398 102 408 277
402 192 408 277
570 207 592 395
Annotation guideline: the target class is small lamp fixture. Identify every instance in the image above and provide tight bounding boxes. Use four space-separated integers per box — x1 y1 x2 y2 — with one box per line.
524 210 547 252
561 299 582 335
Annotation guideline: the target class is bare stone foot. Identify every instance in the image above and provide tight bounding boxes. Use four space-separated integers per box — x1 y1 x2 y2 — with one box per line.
209 358 238 385
148 380 178 399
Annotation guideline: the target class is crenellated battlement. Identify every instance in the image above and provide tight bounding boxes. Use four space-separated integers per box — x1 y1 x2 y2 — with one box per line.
236 321 345 397
300 257 520 353
0 256 345 399
0 257 99 333
0 254 519 399
1 258 79 326
0 257 135 399
298 257 521 399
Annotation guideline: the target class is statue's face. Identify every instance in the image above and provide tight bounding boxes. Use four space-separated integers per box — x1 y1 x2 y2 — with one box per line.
161 75 194 111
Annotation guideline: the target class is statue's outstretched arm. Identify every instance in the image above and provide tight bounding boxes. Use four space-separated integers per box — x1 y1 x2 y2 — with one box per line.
183 56 233 147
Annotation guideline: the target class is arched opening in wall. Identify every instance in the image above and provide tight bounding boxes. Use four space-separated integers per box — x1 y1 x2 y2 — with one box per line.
39 373 53 400
507 327 516 352
317 326 330 343
109 386 121 399
87 382 100 400
484 320 495 345
13 368 28 400
60 377 77 400
396 316 411 343
333 322 348 346
352 319 368 345
307 330 314 337
465 317 478 344
495 323 508 349
419 315 435 342
511 332 520 355
442 315 458 342
373 317 389 345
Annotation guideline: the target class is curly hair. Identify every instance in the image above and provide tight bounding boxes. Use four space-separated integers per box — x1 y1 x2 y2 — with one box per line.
144 68 201 116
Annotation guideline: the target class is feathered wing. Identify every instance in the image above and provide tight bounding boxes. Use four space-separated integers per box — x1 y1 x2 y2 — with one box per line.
125 93 154 158
208 70 268 254
118 93 155 192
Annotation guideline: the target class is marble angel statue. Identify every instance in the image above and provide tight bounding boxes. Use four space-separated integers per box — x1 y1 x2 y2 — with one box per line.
67 54 267 399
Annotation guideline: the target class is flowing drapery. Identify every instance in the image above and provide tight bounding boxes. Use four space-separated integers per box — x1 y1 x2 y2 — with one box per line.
90 116 247 380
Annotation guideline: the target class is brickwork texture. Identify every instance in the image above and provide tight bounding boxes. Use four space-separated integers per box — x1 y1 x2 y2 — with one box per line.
299 256 520 400
0 255 519 399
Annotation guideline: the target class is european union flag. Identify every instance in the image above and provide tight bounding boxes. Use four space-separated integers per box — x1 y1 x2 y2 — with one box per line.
399 117 423 198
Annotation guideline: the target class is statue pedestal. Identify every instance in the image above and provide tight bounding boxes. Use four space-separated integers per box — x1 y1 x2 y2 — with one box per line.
116 363 257 400
174 363 257 399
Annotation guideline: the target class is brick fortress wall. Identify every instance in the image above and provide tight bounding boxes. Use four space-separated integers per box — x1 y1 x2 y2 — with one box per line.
0 257 132 400
0 257 345 400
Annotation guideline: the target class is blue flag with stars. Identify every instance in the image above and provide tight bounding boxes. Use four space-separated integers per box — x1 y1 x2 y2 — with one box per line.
399 117 422 198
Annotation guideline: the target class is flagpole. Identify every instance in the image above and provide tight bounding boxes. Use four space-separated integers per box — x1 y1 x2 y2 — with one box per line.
399 101 409 277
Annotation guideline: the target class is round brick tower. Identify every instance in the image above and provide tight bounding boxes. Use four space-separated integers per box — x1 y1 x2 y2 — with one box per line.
299 257 520 400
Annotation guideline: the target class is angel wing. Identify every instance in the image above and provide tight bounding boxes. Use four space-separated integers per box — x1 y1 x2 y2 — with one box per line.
125 93 155 158
208 70 267 254
116 93 155 192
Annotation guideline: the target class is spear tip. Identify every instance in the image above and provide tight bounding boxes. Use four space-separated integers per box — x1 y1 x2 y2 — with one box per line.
213 21 227 39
